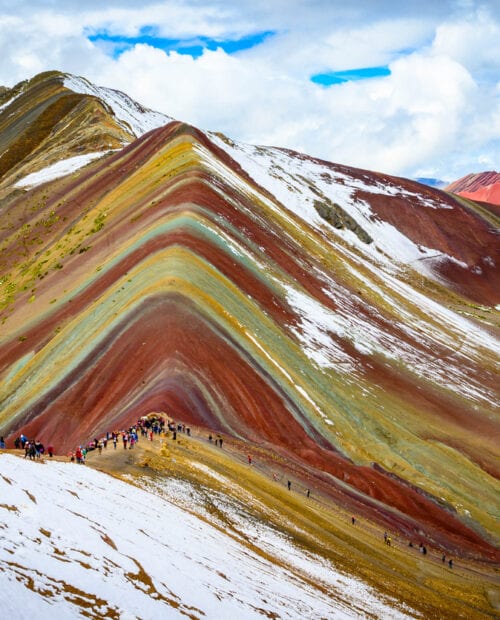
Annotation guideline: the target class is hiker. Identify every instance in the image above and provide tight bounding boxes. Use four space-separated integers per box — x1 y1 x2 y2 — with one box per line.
442 554 446 563
307 489 310 498
35 440 44 458
421 545 427 555
123 433 128 449
386 536 391 546
208 434 212 443
173 430 177 440
47 445 54 458
0 436 5 449
384 532 388 543
287 480 291 490
248 455 252 465
351 516 356 525
448 559 453 569
27 442 36 460
14 436 21 449
219 437 223 448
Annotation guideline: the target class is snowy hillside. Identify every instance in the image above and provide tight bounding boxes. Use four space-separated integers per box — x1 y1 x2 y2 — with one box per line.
0 454 409 619
207 134 500 406
14 152 109 189
63 74 173 138
211 135 461 269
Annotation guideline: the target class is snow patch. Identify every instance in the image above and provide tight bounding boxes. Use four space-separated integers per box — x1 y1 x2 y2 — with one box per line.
0 90 22 113
14 152 108 188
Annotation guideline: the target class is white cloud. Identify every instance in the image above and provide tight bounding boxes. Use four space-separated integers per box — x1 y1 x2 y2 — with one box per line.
432 8 500 75
0 1 498 182
82 3 242 38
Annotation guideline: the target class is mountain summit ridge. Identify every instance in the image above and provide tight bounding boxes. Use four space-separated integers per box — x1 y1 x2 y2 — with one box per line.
0 70 171 190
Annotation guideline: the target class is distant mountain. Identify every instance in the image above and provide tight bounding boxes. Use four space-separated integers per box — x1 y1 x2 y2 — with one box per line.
0 71 498 616
414 176 447 189
445 170 500 206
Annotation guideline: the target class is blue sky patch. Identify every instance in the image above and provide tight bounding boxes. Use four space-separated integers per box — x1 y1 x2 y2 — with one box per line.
87 27 276 59
311 66 391 86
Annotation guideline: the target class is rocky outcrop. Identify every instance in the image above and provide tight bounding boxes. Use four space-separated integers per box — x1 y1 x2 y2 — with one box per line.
314 199 373 243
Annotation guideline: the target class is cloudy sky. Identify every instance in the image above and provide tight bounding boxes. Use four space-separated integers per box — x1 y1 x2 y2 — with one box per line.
1 0 498 181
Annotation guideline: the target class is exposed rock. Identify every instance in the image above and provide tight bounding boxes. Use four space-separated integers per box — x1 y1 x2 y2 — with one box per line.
314 198 373 243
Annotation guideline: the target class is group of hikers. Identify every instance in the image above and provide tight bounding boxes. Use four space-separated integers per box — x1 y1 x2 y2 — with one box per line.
208 433 223 447
380 530 453 567
8 434 54 460
68 414 194 463
2 417 455 570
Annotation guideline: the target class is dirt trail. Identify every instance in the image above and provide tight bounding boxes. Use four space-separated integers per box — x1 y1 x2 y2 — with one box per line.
84 429 500 580
4 433 499 618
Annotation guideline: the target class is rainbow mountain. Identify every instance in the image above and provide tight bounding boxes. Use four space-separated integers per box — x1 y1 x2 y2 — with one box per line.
0 71 499 578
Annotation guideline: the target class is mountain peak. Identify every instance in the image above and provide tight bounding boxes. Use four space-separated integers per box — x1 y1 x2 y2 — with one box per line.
445 170 500 206
0 71 172 190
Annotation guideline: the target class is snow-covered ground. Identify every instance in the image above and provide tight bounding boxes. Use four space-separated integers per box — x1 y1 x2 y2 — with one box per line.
209 135 450 270
0 454 411 619
14 152 108 189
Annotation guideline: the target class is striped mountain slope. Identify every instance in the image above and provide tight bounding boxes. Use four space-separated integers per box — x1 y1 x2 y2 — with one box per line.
0 72 498 566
